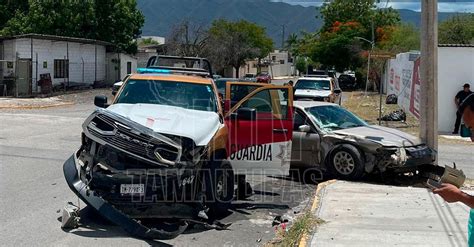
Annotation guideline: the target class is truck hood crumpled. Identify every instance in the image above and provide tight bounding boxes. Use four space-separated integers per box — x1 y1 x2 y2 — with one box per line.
106 104 221 146
294 89 331 97
332 125 423 147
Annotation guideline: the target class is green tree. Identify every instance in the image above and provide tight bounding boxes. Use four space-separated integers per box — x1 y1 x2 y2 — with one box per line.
318 0 400 43
94 0 144 53
1 0 144 54
439 14 474 44
379 24 420 53
206 19 273 77
139 38 160 46
0 0 29 30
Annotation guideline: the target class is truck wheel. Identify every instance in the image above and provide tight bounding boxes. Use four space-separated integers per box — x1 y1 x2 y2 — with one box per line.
204 160 234 211
236 175 253 200
328 145 365 180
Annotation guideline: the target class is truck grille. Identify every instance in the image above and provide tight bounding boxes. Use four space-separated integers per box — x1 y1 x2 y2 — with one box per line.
87 114 180 163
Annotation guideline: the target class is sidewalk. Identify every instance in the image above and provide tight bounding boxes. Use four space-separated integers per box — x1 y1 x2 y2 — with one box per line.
309 181 470 247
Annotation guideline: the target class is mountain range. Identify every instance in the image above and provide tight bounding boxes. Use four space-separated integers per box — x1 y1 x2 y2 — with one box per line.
137 0 464 45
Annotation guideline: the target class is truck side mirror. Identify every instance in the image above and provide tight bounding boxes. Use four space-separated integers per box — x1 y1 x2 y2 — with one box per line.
237 107 256 121
334 88 342 94
94 95 108 108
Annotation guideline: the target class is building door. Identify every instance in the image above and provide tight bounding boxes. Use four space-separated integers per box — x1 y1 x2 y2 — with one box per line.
16 59 32 96
127 62 132 74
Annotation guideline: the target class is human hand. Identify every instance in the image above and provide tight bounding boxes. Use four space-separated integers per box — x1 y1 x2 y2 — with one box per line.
432 183 464 203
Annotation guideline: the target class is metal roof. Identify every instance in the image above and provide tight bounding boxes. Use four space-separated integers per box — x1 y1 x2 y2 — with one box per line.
0 33 112 46
438 44 474 47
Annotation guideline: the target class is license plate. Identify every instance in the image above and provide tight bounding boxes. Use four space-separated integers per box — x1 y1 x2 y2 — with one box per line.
120 184 144 195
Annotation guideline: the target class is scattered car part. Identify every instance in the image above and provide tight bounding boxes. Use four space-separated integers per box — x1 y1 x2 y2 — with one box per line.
61 202 80 229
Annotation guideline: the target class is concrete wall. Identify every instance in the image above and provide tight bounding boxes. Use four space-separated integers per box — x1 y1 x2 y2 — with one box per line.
119 53 137 79
438 47 474 133
3 38 106 91
384 47 474 133
105 52 137 84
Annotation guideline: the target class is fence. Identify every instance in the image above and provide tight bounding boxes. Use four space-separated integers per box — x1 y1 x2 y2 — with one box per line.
0 57 106 97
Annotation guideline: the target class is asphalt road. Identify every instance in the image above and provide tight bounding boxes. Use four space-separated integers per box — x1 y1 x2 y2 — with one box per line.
0 92 316 246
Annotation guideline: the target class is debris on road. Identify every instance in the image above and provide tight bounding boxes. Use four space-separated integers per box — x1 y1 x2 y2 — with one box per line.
60 202 80 229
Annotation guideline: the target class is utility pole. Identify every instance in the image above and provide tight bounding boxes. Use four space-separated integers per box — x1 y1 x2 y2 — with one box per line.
420 0 438 154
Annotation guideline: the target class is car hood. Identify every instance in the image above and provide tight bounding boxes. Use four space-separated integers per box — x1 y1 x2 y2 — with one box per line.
106 104 221 146
332 125 423 147
294 89 331 97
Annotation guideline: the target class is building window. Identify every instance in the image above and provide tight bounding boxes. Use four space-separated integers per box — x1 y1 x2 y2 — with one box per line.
54 59 69 78
272 56 276 61
127 62 132 74
279 60 285 64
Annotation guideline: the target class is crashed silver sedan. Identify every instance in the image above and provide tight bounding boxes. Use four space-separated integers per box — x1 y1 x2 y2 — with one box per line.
291 101 435 180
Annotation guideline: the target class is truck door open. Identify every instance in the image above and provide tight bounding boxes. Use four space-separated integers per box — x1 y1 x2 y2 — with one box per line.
225 83 293 176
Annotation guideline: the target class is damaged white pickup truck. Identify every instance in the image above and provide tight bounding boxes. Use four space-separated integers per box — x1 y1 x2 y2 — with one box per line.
63 56 294 239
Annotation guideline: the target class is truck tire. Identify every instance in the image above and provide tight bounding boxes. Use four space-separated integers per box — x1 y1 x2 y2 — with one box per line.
204 160 234 211
328 144 365 180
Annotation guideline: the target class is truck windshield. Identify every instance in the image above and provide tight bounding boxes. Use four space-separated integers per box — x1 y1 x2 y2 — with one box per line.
295 80 331 90
115 79 218 112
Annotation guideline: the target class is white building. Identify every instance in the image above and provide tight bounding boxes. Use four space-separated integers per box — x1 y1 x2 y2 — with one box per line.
224 50 294 78
438 44 474 133
0 33 138 97
384 45 474 133
0 34 110 96
105 52 138 83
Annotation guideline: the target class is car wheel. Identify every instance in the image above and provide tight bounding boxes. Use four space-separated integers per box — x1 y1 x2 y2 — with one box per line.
328 145 365 180
204 160 234 211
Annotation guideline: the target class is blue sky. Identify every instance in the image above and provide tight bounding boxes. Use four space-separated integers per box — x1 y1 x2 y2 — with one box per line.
273 0 474 12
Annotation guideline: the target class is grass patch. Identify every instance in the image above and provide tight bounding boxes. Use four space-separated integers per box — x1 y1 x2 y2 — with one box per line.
342 91 420 136
267 212 325 247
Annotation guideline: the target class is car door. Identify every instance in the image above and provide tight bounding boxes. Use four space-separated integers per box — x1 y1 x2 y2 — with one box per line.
291 109 321 167
225 83 293 175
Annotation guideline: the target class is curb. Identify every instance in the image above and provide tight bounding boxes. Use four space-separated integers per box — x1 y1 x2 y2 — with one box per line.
298 179 337 247
0 101 75 110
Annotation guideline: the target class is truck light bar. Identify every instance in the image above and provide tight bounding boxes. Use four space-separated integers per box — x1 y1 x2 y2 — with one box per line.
137 67 171 74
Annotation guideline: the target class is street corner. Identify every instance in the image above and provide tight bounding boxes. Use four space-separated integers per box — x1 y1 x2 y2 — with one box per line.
308 180 472 247
0 96 74 109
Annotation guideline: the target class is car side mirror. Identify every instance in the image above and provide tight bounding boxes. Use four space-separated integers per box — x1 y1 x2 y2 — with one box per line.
334 88 342 94
237 107 256 121
94 95 108 108
298 124 311 132
112 91 117 96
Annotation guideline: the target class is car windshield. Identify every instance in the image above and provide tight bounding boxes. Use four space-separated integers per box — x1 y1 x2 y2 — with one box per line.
295 80 331 90
307 105 367 131
115 79 218 112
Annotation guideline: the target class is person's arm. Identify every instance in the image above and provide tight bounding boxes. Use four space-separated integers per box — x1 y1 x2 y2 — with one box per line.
433 183 474 208
455 96 460 108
